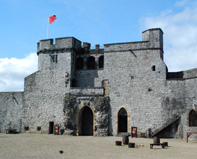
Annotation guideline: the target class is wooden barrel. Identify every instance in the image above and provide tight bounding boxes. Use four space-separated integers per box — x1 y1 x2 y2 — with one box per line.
122 135 129 145
153 136 160 144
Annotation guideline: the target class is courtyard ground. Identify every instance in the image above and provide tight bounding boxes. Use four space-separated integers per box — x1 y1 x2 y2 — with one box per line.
0 133 196 159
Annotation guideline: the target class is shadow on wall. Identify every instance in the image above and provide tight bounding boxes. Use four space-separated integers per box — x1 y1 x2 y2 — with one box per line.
108 98 113 136
156 118 180 138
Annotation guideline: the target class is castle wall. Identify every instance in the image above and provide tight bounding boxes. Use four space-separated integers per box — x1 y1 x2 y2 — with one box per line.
104 48 168 136
0 92 24 133
103 29 168 136
20 37 83 133
1 28 196 138
182 78 197 138
23 49 74 133
162 80 186 138
75 70 104 87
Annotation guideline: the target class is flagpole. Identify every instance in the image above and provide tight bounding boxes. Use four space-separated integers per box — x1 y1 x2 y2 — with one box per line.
47 17 49 39
48 15 56 39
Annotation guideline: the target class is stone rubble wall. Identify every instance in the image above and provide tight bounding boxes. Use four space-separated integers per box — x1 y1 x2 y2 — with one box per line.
0 92 24 133
23 51 73 133
63 94 110 136
182 78 197 139
75 70 104 87
104 48 167 136
183 68 197 79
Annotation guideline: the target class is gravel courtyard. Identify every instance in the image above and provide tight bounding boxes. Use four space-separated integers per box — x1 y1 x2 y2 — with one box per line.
0 133 196 159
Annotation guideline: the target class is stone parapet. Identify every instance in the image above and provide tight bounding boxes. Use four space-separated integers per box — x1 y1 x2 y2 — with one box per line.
104 28 163 53
37 37 81 54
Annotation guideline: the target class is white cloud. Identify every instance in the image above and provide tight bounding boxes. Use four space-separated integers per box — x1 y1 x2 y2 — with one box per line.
142 1 197 71
0 53 38 92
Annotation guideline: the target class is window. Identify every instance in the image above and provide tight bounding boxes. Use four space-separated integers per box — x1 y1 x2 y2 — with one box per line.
99 56 104 69
152 65 156 71
76 57 84 69
189 110 197 126
87 56 96 69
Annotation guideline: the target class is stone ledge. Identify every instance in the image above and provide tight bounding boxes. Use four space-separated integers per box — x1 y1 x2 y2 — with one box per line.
70 87 104 96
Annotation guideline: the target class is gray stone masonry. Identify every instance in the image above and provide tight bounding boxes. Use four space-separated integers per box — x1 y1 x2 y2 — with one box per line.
0 92 24 133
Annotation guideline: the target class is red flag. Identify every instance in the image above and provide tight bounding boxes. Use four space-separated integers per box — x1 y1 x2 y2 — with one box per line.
49 15 56 24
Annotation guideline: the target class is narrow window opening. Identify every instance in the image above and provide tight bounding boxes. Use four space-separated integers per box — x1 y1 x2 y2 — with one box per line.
53 55 58 63
152 65 156 71
37 126 41 131
99 56 104 69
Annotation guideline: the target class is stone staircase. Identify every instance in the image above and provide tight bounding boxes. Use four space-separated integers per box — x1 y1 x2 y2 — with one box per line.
152 116 181 137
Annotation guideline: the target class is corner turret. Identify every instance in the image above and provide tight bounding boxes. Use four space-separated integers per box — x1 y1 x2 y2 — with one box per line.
142 28 163 52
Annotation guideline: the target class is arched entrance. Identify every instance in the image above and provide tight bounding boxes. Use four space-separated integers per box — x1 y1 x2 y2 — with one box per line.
189 109 197 126
118 108 128 133
79 106 93 136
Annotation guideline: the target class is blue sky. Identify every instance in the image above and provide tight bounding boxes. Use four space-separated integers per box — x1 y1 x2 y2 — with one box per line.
0 0 197 91
0 0 181 58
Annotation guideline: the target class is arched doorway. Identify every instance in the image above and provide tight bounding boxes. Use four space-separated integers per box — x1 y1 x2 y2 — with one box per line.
118 108 128 133
79 106 93 136
189 109 197 126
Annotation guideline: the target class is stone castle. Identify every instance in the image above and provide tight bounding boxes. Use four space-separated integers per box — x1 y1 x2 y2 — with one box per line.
0 28 197 138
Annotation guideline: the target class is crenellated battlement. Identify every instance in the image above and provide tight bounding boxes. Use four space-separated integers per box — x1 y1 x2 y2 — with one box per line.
104 28 163 54
37 37 82 54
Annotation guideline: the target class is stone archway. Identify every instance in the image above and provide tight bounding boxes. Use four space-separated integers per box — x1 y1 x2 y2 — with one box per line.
79 106 94 136
118 108 128 133
189 109 197 126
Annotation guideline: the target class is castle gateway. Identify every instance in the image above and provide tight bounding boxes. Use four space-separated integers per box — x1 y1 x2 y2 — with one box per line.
0 28 197 138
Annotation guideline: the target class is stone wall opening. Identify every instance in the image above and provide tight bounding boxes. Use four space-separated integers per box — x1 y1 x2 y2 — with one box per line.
76 57 84 69
118 108 128 133
24 126 29 131
87 56 96 69
49 122 54 134
152 65 156 71
71 79 77 87
189 110 197 126
99 56 104 69
37 126 41 131
79 106 93 136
